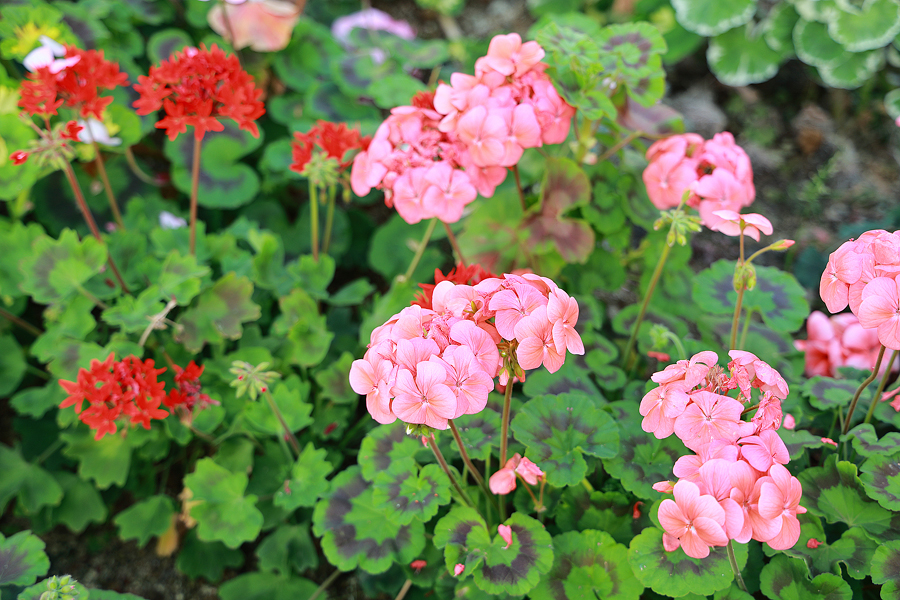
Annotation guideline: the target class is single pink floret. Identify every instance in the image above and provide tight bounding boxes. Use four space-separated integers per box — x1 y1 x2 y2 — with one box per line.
391 361 458 429
709 210 773 242
658 480 728 559
497 524 513 549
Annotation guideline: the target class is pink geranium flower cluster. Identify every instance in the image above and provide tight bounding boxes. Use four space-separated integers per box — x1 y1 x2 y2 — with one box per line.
794 310 882 377
642 132 755 230
820 229 900 350
349 271 584 430
488 453 545 495
641 350 805 558
350 33 574 225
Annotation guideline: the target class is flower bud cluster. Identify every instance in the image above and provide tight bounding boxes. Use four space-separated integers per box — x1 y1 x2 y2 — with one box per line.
641 350 805 558
350 271 584 430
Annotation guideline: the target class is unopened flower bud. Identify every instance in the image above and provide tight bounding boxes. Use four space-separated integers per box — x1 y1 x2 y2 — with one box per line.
771 239 795 251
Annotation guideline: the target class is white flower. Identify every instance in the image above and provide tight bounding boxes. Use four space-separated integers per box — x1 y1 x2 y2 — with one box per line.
23 36 80 74
159 211 187 230
77 119 122 146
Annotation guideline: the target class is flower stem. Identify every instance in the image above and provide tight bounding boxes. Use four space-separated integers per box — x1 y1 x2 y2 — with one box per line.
263 390 301 457
0 306 42 336
34 438 63 466
189 136 203 257
322 184 336 255
843 345 887 436
726 541 748 593
430 433 476 509
498 381 513 522
443 221 466 267
393 579 413 600
595 130 642 164
124 147 161 186
309 181 320 261
512 165 526 212
403 218 437 282
864 349 898 425
88 138 125 230
307 569 340 600
738 308 754 351
60 161 130 295
449 420 497 510
623 242 671 371
729 288 746 351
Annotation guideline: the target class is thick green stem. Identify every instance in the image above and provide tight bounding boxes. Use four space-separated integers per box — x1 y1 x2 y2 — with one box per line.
263 390 301 457
449 420 498 511
322 184 336 254
623 242 671 371
843 345 887 436
729 288 746 351
865 349 898 425
309 181 320 261
727 541 748 593
403 218 437 281
60 161 130 295
498 381 513 522
443 221 466 267
430 433 476 510
189 137 203 257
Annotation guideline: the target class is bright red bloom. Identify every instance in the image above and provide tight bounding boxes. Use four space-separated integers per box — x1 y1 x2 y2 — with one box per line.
289 121 366 174
413 262 497 309
19 46 128 118
165 360 217 413
59 353 169 440
133 44 265 141
60 120 83 141
10 151 29 165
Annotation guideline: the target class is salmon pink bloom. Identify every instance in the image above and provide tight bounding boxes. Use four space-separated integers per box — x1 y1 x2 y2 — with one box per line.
430 345 492 418
819 245 864 313
710 211 773 242
423 162 478 223
757 464 806 550
490 283 548 340
858 276 900 349
207 0 301 52
349 357 395 424
483 33 545 77
674 391 743 451
783 414 796 429
547 288 584 356
456 106 507 167
489 465 517 495
391 361 457 429
739 429 789 472
515 457 544 485
651 351 718 389
514 305 565 373
498 524 513 549
642 151 700 210
500 104 542 166
697 459 745 540
807 538 822 549
454 564 465 576
658 480 728 559
640 381 690 439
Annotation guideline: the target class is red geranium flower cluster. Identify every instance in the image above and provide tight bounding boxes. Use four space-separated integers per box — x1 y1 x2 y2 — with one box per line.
165 360 217 416
413 262 497 309
18 45 128 118
290 121 370 174
59 354 169 440
133 44 265 141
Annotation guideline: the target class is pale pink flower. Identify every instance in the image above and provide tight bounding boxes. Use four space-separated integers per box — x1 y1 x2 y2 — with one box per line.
653 481 675 494
489 283 548 340
422 163 477 223
698 459 745 541
500 104 542 166
498 524 513 549
449 320 500 378
393 167 432 225
391 361 457 429
646 133 704 162
820 245 864 313
651 351 718 388
739 429 789 472
483 33 545 77
349 357 395 424
208 0 300 52
782 414 796 430
728 460 771 544
673 440 739 482
546 288 584 356
858 276 900 349
642 151 699 210
709 210 773 242
674 391 744 451
514 305 565 373
489 465 517 495
456 106 507 167
693 169 751 229
331 8 415 46
454 564 465 576
750 392 783 433
757 463 806 550
23 37 80 73
640 381 690 439
658 480 728 559
530 78 574 144
515 457 544 485
430 345 492 418
395 338 440 373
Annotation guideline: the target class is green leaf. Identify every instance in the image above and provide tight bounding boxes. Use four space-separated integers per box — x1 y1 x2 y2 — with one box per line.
0 221 44 298
556 487 635 545
532 530 642 600
0 531 49 587
10 384 64 419
434 508 554 596
0 334 25 397
367 73 426 109
272 288 333 367
242 376 313 436
708 23 784 86
256 524 318 576
146 28 193 64
102 288 165 333
827 0 900 52
512 393 619 487
373 463 451 525
45 471 107 533
175 531 243 582
274 442 333 512
860 453 900 511
61 430 131 489
844 423 900 457
368 215 443 282
792 18 846 67
114 496 176 547
176 273 261 352
672 0 757 36
522 358 601 398
314 352 357 405
0 115 42 201
286 254 335 300
816 47 884 89
328 278 375 307
871 540 900 600
452 398 503 461
184 458 264 549
798 455 893 536
157 249 210 305
596 23 667 106
759 554 851 600
358 423 423 482
627 527 746 597
17 462 62 515
801 375 862 411
312 466 425 573
602 400 685 500
218 573 318 600
19 230 107 304
772 514 876 580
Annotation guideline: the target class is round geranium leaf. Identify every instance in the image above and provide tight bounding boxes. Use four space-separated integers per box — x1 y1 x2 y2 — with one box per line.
798 454 893 537
708 24 783 86
602 401 684 500
0 531 49 587
433 506 491 574
845 423 900 458
372 462 451 525
473 513 554 596
357 423 422 482
860 453 900 511
627 527 746 597
672 0 757 36
817 48 885 89
452 402 503 461
885 89 900 121
511 393 619 487
184 458 264 549
791 0 836 22
827 0 900 52
759 554 851 600
555 487 635 545
769 514 876 580
274 442 333 512
793 18 845 68
312 466 425 574
531 530 642 600
801 376 861 411
871 540 900 599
